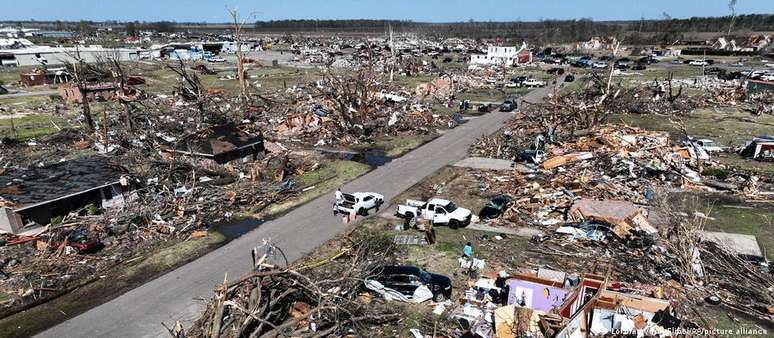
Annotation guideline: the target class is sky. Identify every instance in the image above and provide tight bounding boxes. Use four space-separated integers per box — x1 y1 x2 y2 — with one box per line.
1 0 772 23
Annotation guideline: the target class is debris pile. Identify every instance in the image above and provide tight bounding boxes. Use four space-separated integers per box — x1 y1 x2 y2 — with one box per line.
174 233 402 338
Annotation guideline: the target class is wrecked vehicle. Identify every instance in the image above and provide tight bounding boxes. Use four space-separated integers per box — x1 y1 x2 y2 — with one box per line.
477 103 493 113
396 198 472 228
478 195 513 220
368 265 452 302
45 228 104 254
694 138 723 153
333 192 384 216
499 99 517 112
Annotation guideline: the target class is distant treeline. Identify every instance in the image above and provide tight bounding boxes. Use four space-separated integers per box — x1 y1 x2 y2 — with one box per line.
4 14 774 44
251 14 774 43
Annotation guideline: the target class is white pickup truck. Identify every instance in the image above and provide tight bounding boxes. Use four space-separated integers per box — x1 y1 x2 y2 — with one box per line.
333 192 384 216
395 198 472 229
522 78 546 87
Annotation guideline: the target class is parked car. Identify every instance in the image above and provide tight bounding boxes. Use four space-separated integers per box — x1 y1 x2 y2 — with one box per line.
689 60 709 66
671 59 683 65
207 56 226 63
504 82 520 88
396 198 472 229
478 103 493 113
591 61 608 69
511 76 527 83
479 195 513 220
547 67 565 75
760 74 774 82
694 139 723 153
333 192 384 216
522 78 546 87
500 100 517 112
369 265 452 302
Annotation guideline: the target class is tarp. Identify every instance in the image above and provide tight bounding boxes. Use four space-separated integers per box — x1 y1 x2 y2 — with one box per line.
364 280 433 303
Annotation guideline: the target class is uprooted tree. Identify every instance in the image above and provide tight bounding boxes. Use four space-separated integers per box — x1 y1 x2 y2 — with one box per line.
167 232 402 338
316 62 381 132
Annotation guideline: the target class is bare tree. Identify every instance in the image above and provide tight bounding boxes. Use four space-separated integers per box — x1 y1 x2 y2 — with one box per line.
95 51 140 129
316 64 379 131
228 8 254 106
62 46 99 133
727 0 738 36
165 58 206 114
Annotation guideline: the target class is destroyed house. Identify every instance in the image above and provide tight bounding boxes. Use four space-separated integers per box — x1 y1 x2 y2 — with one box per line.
0 157 131 234
747 79 774 95
553 274 673 337
740 136 774 160
507 273 570 313
164 123 264 165
58 82 120 104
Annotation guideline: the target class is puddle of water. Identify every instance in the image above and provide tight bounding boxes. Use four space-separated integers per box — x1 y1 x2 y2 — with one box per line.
214 217 268 239
320 147 393 168
348 148 392 167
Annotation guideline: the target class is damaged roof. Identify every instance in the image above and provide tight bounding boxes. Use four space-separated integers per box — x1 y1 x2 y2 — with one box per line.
166 123 263 163
0 156 128 209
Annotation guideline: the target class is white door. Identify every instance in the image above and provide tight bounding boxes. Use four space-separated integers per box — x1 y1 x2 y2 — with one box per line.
433 207 450 224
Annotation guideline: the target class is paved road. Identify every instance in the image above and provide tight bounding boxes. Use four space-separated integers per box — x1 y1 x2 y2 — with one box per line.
0 89 59 99
38 87 550 338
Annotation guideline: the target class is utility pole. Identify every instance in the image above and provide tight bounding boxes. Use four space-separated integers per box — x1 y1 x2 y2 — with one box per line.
389 23 395 83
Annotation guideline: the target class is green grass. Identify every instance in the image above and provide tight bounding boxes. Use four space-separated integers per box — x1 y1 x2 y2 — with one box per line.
703 205 774 261
0 114 69 139
0 68 23 86
698 305 774 337
0 95 52 106
0 231 227 338
619 65 703 83
264 160 371 216
366 135 430 158
403 226 529 284
395 74 436 92
670 192 774 260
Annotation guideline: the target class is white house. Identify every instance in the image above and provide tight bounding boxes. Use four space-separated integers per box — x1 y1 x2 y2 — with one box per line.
470 42 532 66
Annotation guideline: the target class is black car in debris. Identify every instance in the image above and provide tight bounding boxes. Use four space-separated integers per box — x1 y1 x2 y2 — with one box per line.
370 265 452 302
479 195 514 220
500 100 517 112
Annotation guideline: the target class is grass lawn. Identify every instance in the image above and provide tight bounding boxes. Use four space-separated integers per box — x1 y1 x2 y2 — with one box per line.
263 160 371 216
363 134 431 158
670 192 774 261
0 114 70 139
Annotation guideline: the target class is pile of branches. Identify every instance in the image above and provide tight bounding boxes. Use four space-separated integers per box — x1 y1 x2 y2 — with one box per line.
176 233 402 338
